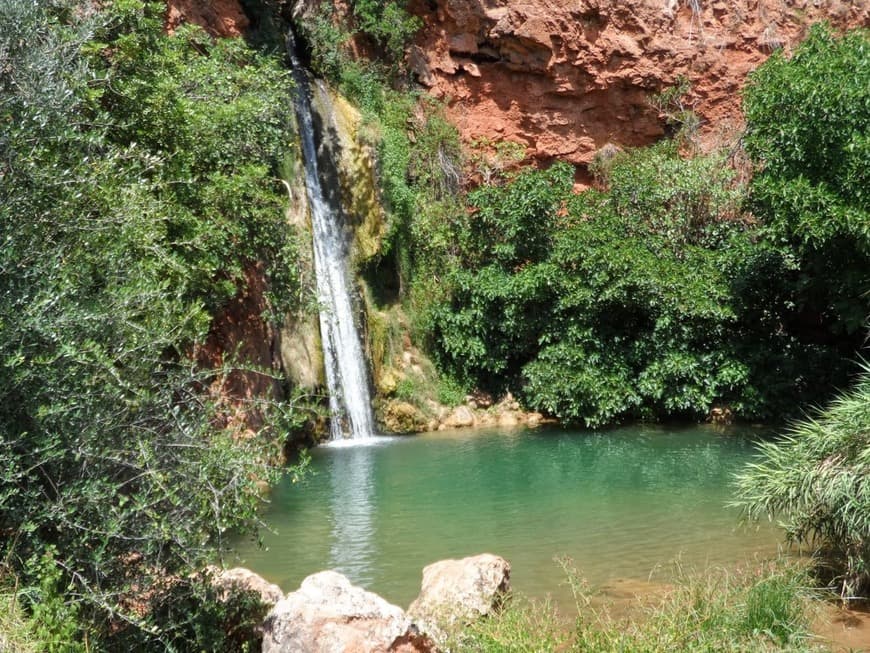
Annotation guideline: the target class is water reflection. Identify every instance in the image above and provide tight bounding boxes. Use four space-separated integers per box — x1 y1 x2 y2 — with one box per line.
327 446 376 586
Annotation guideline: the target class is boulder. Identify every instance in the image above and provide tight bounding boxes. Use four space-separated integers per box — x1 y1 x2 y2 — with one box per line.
382 400 429 434
261 570 433 653
208 566 284 607
498 412 519 427
442 405 475 429
408 554 511 644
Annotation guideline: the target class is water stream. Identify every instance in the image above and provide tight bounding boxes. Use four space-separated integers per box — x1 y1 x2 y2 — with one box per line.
286 33 375 440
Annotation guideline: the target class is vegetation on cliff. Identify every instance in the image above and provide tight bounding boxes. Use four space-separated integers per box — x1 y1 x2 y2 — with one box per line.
1 0 305 647
296 3 868 430
413 25 868 428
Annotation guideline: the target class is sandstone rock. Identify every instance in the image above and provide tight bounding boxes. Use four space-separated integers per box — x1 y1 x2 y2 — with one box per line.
476 412 497 427
409 0 869 166
262 571 433 653
442 405 475 428
408 554 511 644
525 411 543 426
382 400 428 434
203 566 284 607
165 0 249 37
378 368 399 395
468 390 494 409
709 405 733 425
498 412 519 427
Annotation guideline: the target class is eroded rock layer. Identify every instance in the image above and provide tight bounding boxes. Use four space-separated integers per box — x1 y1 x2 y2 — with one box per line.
409 0 868 163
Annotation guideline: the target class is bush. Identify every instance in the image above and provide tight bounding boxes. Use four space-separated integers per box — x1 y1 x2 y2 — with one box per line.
423 146 757 425
740 24 870 392
0 1 303 646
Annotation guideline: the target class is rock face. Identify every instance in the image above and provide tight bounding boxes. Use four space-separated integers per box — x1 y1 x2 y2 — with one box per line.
165 0 249 37
168 0 867 170
382 400 431 433
408 554 511 644
261 571 434 653
195 263 284 436
409 0 869 165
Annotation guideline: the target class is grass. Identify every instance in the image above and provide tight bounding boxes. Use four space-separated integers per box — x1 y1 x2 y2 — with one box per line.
0 582 41 653
456 560 823 652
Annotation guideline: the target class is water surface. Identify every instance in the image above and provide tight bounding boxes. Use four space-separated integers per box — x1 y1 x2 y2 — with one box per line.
231 424 780 608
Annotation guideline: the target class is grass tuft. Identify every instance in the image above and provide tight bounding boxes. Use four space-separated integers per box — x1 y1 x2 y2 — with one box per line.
459 560 821 652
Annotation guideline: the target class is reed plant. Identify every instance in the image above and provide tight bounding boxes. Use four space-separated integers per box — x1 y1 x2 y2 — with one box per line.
734 372 870 599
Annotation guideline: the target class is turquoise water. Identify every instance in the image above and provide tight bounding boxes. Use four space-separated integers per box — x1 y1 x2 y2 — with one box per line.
231 424 781 608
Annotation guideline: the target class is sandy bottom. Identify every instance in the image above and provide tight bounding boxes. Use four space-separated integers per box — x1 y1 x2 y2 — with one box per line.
814 603 870 652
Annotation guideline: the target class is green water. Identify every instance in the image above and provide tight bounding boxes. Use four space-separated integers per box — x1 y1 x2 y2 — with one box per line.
231 424 781 608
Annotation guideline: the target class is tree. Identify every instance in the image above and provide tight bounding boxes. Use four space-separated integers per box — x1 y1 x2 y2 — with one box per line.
741 24 869 360
734 23 870 602
0 1 302 646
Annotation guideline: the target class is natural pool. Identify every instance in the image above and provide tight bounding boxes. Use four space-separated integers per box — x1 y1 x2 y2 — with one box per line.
231 424 782 608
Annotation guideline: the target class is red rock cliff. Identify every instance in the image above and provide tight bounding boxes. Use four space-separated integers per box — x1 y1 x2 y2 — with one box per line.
166 0 866 164
409 0 868 164
166 0 249 36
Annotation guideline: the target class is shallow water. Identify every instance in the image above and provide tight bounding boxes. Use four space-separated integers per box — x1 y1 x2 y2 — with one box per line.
230 424 782 608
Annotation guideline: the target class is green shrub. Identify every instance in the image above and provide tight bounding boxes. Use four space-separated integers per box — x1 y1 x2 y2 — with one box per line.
740 24 870 393
422 146 759 425
0 1 304 647
436 376 467 407
350 0 421 64
129 574 270 652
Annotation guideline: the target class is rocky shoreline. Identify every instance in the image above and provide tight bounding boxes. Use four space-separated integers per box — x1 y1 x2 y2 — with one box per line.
217 554 511 652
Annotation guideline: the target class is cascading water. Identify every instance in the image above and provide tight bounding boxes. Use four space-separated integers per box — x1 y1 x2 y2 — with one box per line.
286 33 375 440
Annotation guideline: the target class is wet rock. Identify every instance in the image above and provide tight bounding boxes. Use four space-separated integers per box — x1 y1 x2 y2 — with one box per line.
377 369 400 396
525 412 543 426
261 571 434 653
382 400 429 434
709 405 733 425
498 412 519 427
408 553 511 645
442 405 475 428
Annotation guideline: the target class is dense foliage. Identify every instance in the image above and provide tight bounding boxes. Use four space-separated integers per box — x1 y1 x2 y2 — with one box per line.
740 23 869 396
1 0 303 647
421 147 761 426
735 374 870 599
417 26 869 427
734 28 869 598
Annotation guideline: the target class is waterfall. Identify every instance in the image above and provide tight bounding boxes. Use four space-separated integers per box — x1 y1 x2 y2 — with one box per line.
286 33 376 440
